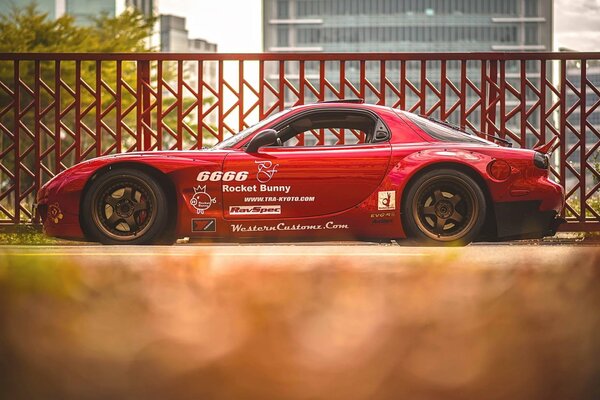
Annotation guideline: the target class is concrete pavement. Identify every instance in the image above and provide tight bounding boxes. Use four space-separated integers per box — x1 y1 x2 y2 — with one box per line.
0 243 596 270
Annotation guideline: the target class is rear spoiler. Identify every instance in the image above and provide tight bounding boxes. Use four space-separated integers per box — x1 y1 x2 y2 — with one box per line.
533 136 558 154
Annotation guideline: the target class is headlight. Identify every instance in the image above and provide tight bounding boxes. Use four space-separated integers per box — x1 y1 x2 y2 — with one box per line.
534 152 549 169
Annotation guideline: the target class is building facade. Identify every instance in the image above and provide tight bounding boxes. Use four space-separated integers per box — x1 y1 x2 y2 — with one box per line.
263 0 553 147
159 14 218 91
159 15 218 53
263 0 552 52
160 15 218 140
0 0 57 18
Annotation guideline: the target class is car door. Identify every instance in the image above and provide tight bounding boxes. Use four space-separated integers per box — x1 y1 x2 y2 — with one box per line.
220 142 391 220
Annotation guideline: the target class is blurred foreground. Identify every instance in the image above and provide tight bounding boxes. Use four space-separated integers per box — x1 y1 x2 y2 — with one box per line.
0 244 599 400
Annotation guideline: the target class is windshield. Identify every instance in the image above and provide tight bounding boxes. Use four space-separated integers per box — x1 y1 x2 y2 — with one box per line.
211 109 291 150
402 112 494 146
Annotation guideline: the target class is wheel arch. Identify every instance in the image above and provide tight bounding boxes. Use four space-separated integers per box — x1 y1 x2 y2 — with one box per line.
79 161 178 242
400 161 497 240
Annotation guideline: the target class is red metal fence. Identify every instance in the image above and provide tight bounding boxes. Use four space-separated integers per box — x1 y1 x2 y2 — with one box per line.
0 52 598 231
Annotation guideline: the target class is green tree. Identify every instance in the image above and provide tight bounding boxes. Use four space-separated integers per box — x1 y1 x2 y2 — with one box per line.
0 4 157 221
0 4 155 53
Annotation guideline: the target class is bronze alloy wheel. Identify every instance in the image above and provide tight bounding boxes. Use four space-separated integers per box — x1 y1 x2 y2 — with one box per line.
403 169 486 245
82 168 168 244
92 179 156 241
412 176 478 241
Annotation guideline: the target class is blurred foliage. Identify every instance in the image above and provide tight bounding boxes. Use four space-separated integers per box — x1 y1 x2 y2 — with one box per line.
0 3 216 147
567 195 600 219
0 232 70 245
0 4 155 53
0 2 155 122
0 4 216 222
0 4 157 221
0 3 156 161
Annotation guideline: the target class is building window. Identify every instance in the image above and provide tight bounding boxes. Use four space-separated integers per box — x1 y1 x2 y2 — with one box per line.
525 0 539 17
277 26 289 47
277 0 289 18
525 25 538 45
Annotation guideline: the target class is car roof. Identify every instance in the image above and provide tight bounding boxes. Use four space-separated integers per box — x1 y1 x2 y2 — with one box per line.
288 101 394 114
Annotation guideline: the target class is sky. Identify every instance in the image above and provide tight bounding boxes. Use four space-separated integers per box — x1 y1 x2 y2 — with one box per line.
159 0 600 52
159 0 263 52
554 0 600 51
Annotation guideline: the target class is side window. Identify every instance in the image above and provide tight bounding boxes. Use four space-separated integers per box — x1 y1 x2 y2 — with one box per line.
284 127 368 146
276 111 387 147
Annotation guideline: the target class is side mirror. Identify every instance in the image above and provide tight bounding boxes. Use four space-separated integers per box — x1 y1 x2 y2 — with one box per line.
245 129 278 153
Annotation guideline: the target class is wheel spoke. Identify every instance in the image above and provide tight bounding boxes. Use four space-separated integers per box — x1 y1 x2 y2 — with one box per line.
422 205 436 215
134 201 148 212
121 187 134 201
433 189 443 202
449 194 462 206
449 211 463 223
124 215 138 231
435 217 447 234
106 212 121 228
104 195 118 208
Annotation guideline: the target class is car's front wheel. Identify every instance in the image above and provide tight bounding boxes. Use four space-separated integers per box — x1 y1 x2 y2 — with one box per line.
82 168 168 245
402 169 486 246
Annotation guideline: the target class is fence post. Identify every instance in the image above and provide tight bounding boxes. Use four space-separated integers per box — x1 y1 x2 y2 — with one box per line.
136 60 152 151
487 60 499 138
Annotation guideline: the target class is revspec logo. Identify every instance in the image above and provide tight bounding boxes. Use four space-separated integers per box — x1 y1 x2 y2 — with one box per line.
255 160 278 183
197 171 248 182
229 205 281 215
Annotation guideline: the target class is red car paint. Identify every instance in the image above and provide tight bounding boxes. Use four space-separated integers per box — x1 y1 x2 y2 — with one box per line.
36 102 565 242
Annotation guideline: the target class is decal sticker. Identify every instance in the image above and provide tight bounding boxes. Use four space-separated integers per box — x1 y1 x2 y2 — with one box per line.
230 205 281 215
191 218 216 232
370 211 395 219
222 184 291 193
190 186 216 214
48 203 63 224
377 191 396 211
371 210 395 224
196 171 248 182
231 221 348 233
244 196 315 203
256 160 278 183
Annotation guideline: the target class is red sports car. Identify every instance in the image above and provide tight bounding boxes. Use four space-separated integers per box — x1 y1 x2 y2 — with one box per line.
36 100 565 246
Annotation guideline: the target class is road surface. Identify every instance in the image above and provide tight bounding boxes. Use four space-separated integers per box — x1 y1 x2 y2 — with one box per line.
0 242 596 269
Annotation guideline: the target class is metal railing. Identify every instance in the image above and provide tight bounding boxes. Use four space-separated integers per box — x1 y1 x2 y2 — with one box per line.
0 52 598 231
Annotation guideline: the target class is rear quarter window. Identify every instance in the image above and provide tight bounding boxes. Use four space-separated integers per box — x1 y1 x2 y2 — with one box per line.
403 113 492 145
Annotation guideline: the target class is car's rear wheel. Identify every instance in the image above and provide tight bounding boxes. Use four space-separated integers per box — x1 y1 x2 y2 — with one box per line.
82 168 168 245
402 169 486 246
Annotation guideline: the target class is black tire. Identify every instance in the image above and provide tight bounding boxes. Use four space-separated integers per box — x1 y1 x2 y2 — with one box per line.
81 168 169 245
402 169 486 246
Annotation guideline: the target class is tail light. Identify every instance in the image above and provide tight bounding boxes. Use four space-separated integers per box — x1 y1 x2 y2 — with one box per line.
534 152 549 169
488 160 511 181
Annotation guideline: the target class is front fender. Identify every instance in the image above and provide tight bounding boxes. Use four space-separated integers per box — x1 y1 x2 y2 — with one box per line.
36 153 224 240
